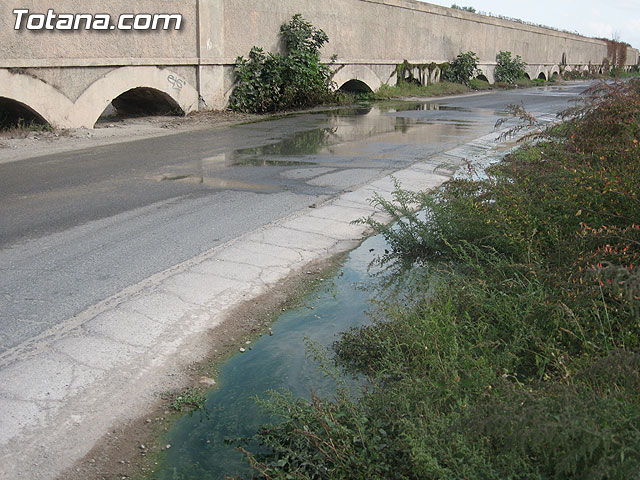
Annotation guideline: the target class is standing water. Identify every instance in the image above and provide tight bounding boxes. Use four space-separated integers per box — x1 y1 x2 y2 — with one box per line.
153 233 392 479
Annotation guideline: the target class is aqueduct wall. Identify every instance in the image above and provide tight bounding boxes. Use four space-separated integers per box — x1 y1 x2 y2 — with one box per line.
0 0 637 128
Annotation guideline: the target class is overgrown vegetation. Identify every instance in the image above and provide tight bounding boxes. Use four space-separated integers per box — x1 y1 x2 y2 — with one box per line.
494 51 527 84
238 79 640 478
229 15 338 113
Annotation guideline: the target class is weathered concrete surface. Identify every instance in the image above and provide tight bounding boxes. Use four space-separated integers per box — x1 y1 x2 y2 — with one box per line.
0 123 525 480
0 0 638 127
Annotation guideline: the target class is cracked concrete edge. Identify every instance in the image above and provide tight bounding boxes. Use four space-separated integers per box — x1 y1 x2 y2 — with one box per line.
0 125 527 480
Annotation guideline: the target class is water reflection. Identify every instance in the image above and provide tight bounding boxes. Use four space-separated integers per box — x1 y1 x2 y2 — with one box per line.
225 104 489 168
153 101 499 193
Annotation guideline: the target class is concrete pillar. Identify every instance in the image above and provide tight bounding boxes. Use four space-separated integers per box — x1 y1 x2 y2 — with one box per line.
197 0 227 110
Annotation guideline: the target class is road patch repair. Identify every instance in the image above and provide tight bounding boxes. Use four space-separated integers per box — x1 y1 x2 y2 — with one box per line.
0 125 542 480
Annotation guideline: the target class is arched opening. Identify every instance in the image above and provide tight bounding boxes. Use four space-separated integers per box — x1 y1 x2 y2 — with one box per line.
332 65 382 94
475 74 489 82
338 79 373 93
0 96 49 130
523 72 531 80
550 72 559 81
538 72 547 81
100 87 185 121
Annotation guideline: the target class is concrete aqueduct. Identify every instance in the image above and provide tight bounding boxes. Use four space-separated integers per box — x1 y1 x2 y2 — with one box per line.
1 0 638 129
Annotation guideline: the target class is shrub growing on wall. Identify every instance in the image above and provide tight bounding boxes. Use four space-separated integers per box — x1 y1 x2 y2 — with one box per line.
495 51 528 84
229 14 336 113
443 51 481 86
451 4 476 12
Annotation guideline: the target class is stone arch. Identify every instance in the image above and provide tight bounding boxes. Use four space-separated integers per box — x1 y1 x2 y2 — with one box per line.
537 70 548 81
110 88 184 117
550 65 560 77
71 66 199 128
338 79 373 93
477 65 495 84
0 69 74 128
525 67 539 81
523 72 531 80
332 65 382 93
0 96 48 128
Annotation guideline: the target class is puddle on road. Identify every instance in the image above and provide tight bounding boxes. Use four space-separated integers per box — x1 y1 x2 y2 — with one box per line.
152 101 504 193
152 234 392 480
222 103 496 168
525 85 579 96
159 174 279 191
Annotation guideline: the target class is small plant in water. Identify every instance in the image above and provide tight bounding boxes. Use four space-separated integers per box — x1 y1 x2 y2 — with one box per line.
170 388 206 412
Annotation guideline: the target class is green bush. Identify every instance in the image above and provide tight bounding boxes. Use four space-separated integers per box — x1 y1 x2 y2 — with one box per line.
442 51 481 86
229 15 336 113
494 51 528 84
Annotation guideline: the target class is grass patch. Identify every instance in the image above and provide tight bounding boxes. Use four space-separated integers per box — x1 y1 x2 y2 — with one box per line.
371 81 471 100
238 79 640 479
0 116 53 135
371 76 557 101
614 69 640 79
468 78 492 90
515 78 546 87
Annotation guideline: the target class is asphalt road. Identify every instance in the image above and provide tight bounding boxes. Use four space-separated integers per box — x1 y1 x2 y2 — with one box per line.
0 83 591 358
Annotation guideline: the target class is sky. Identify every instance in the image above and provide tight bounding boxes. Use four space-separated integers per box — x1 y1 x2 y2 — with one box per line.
420 0 640 49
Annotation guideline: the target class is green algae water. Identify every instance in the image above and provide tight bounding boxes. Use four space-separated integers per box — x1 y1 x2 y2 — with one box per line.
154 234 390 479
